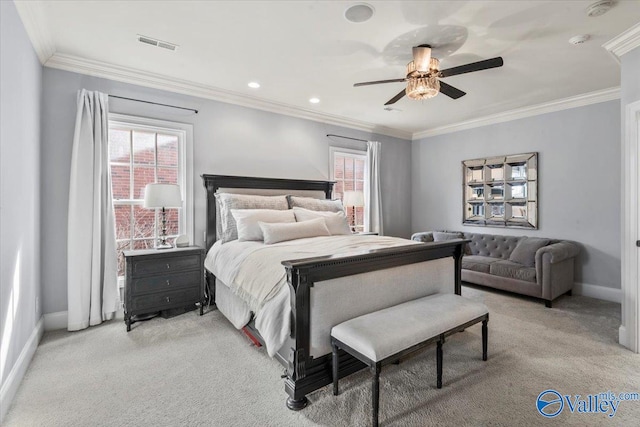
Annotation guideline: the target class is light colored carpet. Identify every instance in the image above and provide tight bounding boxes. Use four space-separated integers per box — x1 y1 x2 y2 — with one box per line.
4 286 639 426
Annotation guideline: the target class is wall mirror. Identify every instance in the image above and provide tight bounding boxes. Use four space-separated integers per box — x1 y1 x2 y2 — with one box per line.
462 152 538 229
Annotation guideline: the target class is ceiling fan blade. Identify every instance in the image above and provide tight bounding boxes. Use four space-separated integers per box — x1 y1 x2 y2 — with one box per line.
438 81 466 99
384 89 406 105
439 57 504 78
354 78 406 87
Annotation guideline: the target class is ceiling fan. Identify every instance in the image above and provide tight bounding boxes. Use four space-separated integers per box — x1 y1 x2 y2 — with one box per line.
353 45 504 105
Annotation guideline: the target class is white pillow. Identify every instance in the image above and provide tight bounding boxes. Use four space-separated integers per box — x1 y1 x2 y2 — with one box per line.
293 207 351 235
260 217 330 244
231 209 296 241
215 193 289 243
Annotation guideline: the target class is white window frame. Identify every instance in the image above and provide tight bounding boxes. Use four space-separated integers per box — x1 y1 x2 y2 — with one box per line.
108 113 194 254
330 147 367 231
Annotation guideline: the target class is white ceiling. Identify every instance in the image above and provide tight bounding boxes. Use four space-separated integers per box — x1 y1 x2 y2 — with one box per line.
15 0 640 139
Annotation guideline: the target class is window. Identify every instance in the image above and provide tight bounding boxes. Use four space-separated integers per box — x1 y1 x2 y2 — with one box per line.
108 114 193 276
330 147 367 233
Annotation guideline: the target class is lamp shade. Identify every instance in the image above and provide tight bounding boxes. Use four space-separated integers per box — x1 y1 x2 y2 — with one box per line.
343 190 364 207
143 183 182 208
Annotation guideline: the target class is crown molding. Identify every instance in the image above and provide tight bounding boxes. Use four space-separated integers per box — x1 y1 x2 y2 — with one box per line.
603 23 640 58
44 53 412 140
13 1 55 64
412 87 620 140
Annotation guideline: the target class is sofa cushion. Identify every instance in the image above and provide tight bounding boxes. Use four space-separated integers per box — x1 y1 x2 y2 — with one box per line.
462 255 500 274
490 260 537 283
509 237 550 267
433 231 463 242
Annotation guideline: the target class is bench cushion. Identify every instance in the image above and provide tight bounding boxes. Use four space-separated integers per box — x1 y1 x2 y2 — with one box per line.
331 294 489 362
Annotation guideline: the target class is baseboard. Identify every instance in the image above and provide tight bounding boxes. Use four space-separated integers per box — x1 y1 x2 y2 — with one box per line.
0 318 44 423
573 282 622 303
43 311 67 331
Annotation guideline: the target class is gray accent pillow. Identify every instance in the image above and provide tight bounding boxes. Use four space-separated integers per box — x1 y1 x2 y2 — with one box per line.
433 231 463 242
509 237 550 267
287 195 344 212
215 193 289 243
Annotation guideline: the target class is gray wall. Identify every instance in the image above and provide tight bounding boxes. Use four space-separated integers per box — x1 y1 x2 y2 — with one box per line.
411 101 621 289
0 0 42 390
41 68 412 314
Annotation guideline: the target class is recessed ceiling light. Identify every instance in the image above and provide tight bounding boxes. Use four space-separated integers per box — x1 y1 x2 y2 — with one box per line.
344 3 375 23
586 0 615 17
248 82 260 89
309 97 320 104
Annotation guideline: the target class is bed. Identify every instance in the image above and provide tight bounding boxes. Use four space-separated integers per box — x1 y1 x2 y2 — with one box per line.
202 174 466 409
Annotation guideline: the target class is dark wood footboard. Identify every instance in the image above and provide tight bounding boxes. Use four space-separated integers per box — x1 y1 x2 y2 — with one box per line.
281 239 466 409
201 174 466 409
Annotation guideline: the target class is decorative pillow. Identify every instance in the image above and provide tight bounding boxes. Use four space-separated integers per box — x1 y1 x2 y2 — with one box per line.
509 237 550 267
292 207 351 235
433 231 463 242
215 193 289 243
287 195 344 212
260 217 330 245
231 209 296 241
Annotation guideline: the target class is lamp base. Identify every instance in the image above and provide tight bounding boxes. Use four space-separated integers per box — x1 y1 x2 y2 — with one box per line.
155 241 173 250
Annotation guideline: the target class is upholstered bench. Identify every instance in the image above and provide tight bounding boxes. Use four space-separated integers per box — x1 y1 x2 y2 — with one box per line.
331 294 489 427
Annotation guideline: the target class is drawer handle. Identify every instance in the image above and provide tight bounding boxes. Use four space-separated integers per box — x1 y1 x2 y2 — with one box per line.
166 263 171 269
165 296 171 303
166 280 171 286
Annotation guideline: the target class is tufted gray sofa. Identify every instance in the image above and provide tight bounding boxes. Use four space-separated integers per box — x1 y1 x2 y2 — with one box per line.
410 231 580 307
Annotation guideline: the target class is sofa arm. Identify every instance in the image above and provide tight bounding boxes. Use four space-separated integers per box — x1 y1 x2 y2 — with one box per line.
411 232 434 243
535 241 580 265
536 241 580 301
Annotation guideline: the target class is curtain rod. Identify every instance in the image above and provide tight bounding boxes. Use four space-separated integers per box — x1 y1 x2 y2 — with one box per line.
108 95 198 114
326 133 367 143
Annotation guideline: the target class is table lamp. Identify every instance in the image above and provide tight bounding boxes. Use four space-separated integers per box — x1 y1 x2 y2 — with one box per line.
143 183 182 249
342 190 364 233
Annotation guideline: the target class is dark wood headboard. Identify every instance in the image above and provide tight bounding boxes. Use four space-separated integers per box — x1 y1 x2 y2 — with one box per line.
201 174 335 251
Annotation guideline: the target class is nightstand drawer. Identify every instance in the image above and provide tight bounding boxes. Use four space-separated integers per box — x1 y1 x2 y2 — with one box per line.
131 254 201 277
129 286 201 312
130 270 201 295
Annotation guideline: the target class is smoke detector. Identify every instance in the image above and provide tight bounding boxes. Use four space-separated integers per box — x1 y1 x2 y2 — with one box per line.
569 34 590 45
586 1 615 17
137 35 178 51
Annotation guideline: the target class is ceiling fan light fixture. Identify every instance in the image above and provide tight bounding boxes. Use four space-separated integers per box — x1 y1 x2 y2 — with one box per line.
406 76 439 100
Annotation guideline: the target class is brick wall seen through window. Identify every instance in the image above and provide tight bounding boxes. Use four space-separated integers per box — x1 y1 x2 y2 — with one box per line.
331 150 366 232
109 125 183 276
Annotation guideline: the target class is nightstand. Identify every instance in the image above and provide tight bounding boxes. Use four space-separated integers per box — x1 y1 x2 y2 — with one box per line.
123 246 204 331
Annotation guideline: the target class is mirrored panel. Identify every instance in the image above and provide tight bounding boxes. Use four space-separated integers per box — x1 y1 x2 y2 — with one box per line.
462 152 537 229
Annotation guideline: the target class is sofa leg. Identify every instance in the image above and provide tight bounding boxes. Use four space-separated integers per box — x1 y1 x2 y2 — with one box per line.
566 289 572 296
545 300 552 308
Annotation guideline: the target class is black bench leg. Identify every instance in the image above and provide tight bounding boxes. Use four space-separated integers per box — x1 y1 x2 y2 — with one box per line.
545 300 552 308
482 317 488 362
332 343 339 396
372 364 381 427
437 335 444 389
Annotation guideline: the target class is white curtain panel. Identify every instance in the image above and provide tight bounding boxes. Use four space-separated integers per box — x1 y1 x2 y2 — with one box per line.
365 141 384 235
67 89 118 331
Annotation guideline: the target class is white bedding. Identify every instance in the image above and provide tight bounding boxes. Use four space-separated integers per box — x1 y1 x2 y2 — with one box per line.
205 235 420 356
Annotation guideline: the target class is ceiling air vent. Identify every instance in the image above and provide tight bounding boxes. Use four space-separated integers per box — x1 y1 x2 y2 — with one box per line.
137 35 178 51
